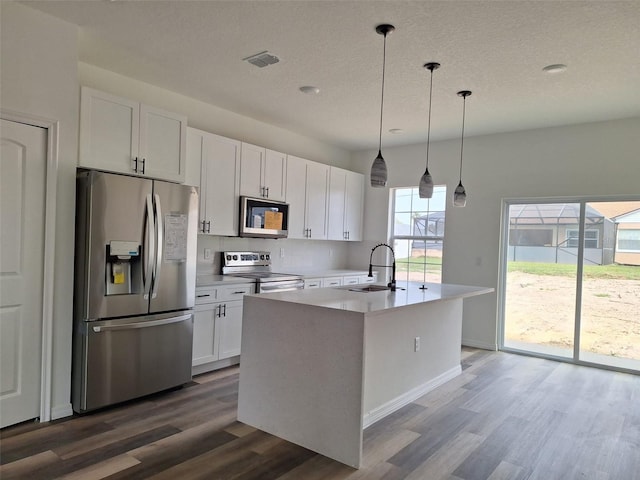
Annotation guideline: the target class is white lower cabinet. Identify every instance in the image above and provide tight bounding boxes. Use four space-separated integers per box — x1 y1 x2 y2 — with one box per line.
304 278 323 289
304 273 378 289
342 275 360 285
192 283 253 371
321 276 343 288
359 274 377 284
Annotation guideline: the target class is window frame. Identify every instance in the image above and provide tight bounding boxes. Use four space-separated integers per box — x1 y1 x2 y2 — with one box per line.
389 186 447 284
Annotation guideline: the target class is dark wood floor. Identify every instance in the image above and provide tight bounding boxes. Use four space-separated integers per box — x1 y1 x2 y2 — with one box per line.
2 348 639 480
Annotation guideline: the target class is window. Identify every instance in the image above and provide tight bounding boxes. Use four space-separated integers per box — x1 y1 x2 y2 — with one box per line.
567 229 599 248
391 186 446 284
508 229 553 246
617 229 640 252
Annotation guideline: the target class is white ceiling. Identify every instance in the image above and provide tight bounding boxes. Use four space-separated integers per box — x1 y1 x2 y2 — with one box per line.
20 0 640 151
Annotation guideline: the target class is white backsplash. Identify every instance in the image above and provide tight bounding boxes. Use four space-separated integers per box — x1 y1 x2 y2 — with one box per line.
196 235 350 275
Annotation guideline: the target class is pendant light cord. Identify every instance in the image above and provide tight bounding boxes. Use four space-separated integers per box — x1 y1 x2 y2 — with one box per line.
378 32 387 152
425 67 434 171
458 95 467 182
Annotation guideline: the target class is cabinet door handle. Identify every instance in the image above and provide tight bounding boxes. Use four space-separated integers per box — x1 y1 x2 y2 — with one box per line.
141 158 146 175
201 220 206 233
222 304 227 317
206 221 211 233
133 157 138 173
266 187 270 198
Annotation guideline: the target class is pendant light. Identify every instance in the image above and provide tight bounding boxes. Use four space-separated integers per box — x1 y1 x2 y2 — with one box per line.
418 62 440 199
453 90 471 207
370 24 395 188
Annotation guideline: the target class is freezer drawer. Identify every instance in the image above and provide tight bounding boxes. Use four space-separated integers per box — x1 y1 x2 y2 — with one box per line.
72 311 193 413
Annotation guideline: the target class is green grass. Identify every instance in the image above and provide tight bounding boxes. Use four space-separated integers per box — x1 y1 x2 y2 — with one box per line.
508 261 640 280
396 256 442 273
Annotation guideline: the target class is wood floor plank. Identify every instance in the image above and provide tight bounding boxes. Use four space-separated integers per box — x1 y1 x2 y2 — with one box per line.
56 453 140 480
403 431 485 480
2 349 639 480
0 450 60 480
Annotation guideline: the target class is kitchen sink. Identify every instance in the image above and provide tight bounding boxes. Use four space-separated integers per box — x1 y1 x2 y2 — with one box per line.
347 284 391 292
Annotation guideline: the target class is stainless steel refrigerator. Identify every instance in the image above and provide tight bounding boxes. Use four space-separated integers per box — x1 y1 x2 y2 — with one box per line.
72 169 198 413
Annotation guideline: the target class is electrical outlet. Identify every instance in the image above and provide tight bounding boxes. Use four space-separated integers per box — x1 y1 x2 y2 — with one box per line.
414 336 420 352
204 248 212 260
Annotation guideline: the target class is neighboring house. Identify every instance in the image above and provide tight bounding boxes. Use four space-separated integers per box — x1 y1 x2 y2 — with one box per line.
613 208 640 266
508 202 640 266
507 203 615 265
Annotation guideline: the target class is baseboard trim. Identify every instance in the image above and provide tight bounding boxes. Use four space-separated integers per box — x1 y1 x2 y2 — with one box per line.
363 365 462 429
50 402 73 421
462 339 497 351
192 356 240 376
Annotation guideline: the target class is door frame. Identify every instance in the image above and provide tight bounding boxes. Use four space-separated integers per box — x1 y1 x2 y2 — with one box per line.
1 109 58 422
498 194 640 375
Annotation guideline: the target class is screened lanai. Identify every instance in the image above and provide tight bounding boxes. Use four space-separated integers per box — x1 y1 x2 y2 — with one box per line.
507 203 615 265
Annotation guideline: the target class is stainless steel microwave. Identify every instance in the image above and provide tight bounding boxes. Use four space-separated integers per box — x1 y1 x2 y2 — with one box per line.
239 196 289 238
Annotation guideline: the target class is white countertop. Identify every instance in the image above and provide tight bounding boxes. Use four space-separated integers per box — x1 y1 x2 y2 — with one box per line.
250 281 493 315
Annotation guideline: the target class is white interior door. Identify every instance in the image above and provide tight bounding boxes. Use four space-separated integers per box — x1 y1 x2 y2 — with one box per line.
0 119 47 428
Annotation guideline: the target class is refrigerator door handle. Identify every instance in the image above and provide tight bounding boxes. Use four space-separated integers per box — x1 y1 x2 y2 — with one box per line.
92 314 192 333
143 194 155 300
152 193 163 299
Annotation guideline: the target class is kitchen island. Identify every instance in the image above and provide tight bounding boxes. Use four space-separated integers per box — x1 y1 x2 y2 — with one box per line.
237 282 493 468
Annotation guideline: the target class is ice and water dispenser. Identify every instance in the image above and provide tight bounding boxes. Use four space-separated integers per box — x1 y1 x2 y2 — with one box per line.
105 240 142 295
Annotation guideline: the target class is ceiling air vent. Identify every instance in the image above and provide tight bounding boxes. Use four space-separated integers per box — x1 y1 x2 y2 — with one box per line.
243 51 280 68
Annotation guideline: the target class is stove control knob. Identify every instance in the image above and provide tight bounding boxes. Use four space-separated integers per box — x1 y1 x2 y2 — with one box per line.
233 255 238 261
265 254 270 260
260 254 265 260
226 255 232 261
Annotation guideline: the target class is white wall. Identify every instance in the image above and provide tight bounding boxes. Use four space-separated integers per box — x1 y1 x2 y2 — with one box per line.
1 2 79 418
350 117 640 349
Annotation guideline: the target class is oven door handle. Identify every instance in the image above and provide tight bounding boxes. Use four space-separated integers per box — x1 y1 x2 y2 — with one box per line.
260 280 305 292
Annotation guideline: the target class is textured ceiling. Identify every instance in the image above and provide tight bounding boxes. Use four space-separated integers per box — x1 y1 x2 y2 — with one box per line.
19 0 640 151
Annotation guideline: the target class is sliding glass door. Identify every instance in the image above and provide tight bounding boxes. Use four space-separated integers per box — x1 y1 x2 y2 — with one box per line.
501 199 640 373
578 201 640 370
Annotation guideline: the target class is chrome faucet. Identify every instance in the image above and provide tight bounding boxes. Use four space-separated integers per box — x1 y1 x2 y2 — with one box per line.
368 243 397 291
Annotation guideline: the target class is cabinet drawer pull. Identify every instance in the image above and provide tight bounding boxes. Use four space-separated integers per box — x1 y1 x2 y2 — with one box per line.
196 294 211 298
232 291 247 294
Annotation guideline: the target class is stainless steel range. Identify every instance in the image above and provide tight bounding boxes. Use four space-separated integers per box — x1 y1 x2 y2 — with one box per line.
222 251 304 293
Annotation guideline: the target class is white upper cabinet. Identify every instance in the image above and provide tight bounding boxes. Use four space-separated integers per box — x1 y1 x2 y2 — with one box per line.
239 142 286 201
327 167 364 241
79 87 186 182
187 128 241 236
285 156 308 239
327 167 347 240
286 155 329 240
344 170 364 241
138 104 186 181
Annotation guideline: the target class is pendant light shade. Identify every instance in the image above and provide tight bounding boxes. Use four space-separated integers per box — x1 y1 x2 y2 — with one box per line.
370 24 395 188
453 90 471 207
419 62 440 199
